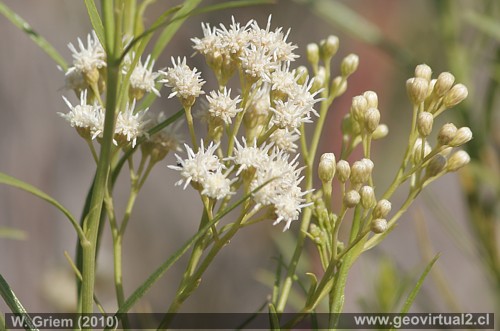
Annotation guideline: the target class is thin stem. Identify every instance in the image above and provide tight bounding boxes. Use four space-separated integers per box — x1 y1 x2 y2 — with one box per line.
184 106 198 150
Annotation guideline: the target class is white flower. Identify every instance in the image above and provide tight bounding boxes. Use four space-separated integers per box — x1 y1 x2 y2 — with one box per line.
240 44 277 81
249 148 310 230
206 88 242 124
218 16 252 57
270 99 313 133
229 137 273 175
114 100 149 147
201 168 236 200
64 67 88 91
67 31 106 75
268 63 299 97
59 90 103 139
159 57 205 101
289 77 322 117
169 140 223 189
249 16 298 63
269 129 299 153
128 55 161 96
191 22 220 56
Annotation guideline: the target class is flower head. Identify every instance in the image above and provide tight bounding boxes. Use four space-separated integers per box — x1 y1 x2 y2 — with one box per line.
205 88 243 125
59 90 103 139
201 167 236 200
159 57 205 106
229 137 273 175
67 31 106 83
114 100 149 147
128 54 161 98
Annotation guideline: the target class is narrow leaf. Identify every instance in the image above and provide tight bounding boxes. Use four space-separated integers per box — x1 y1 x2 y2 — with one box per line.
399 254 440 315
0 172 84 241
0 1 67 70
0 227 26 240
84 0 105 46
0 274 39 331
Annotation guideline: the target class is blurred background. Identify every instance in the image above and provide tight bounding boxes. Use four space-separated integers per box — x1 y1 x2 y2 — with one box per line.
0 0 498 319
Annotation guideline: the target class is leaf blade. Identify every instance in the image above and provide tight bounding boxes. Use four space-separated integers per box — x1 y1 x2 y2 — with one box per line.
83 0 105 46
0 274 39 331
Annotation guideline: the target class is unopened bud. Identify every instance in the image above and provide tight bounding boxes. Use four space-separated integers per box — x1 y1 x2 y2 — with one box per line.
412 138 432 164
435 72 455 97
351 159 372 185
320 35 340 59
331 76 347 97
417 111 434 137
446 150 471 171
372 124 389 140
443 83 468 108
344 190 361 208
373 199 392 219
307 43 320 66
341 54 359 77
406 77 429 104
449 127 473 147
415 64 432 81
360 186 376 209
336 160 351 183
311 67 326 92
363 91 378 108
437 123 457 146
371 218 388 234
351 95 368 122
318 153 336 183
295 66 309 85
364 107 381 133
425 154 447 178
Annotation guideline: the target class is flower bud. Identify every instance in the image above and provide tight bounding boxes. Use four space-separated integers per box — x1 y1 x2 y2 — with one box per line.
446 150 471 171
341 54 359 77
372 124 389 140
443 83 468 108
363 91 378 108
351 95 368 122
307 43 320 66
371 218 388 234
351 159 372 185
425 154 447 178
295 66 309 85
360 185 376 209
344 190 361 208
437 123 457 146
449 127 472 147
417 111 434 137
434 72 455 97
331 76 347 97
412 138 432 164
373 199 392 219
311 66 326 92
415 64 432 81
320 35 340 59
318 153 336 183
364 107 381 133
406 77 429 104
336 160 351 182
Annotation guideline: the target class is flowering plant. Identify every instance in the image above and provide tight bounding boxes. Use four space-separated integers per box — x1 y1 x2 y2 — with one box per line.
0 1 473 330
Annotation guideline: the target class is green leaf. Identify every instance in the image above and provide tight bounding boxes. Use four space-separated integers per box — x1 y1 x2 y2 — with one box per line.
398 254 440 316
84 0 105 47
0 274 39 331
0 1 68 70
464 11 500 41
0 172 85 241
0 227 26 240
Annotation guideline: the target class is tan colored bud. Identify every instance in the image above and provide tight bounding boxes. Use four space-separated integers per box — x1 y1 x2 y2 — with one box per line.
443 83 468 107
363 91 378 108
372 124 389 140
307 43 320 66
373 199 392 219
437 123 457 146
331 76 347 97
320 35 340 59
336 160 351 183
406 77 429 104
351 159 372 185
446 150 471 171
426 154 447 178
439 146 453 157
371 218 388 234
412 138 432 164
344 190 361 208
417 111 434 137
449 127 473 147
360 185 376 209
318 153 336 183
435 72 455 97
364 108 381 133
415 64 432 81
351 95 368 122
295 66 309 85
341 54 359 77
311 66 326 92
